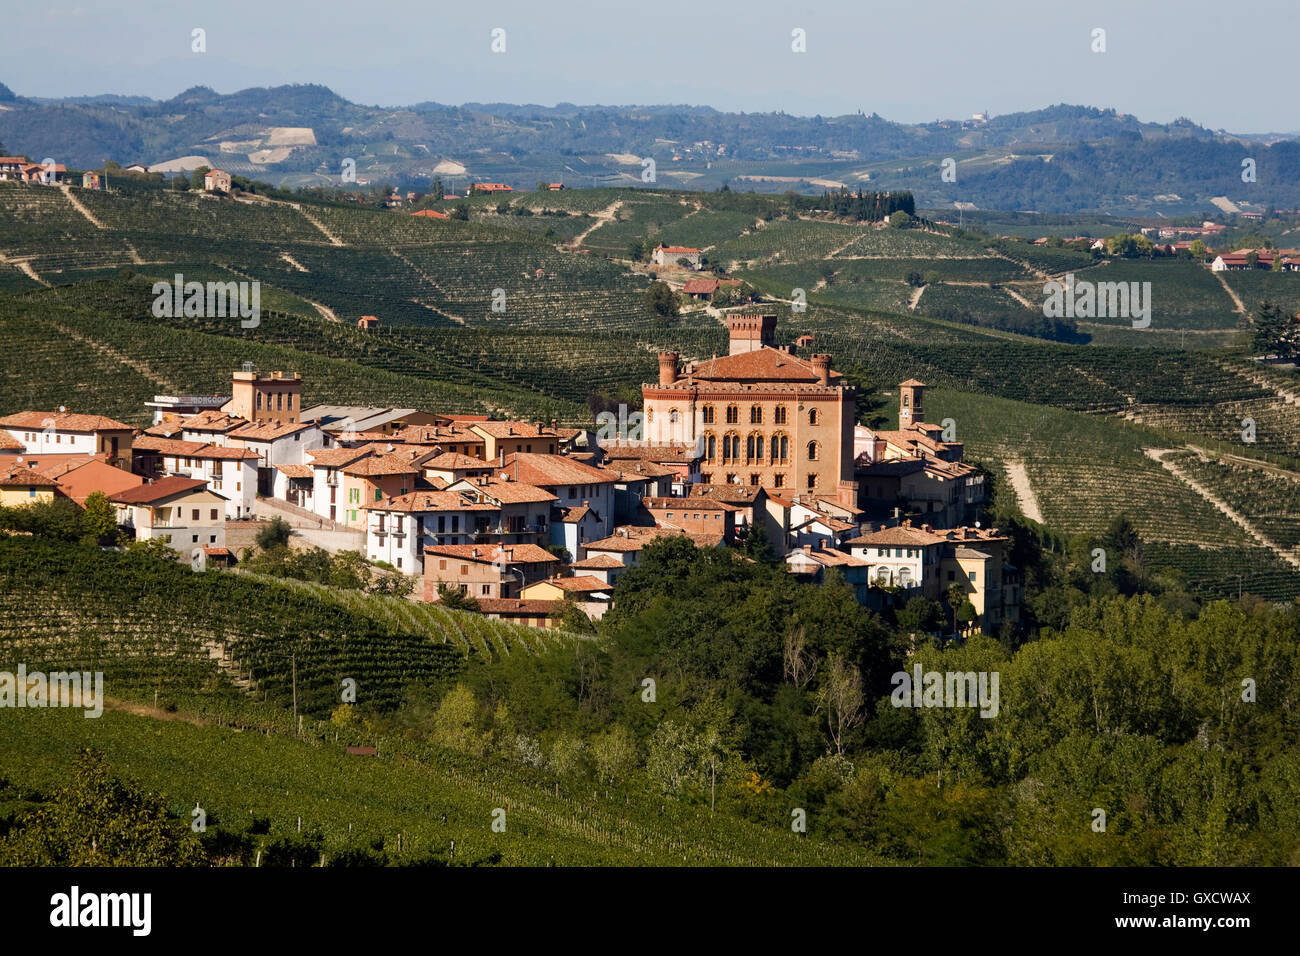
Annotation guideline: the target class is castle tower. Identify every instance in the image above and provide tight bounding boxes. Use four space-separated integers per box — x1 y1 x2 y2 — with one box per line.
228 366 302 424
658 351 679 386
898 378 926 429
726 313 777 355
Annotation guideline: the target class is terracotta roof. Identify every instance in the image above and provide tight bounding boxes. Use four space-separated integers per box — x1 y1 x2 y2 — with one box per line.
231 420 315 440
422 452 492 471
424 543 560 565
450 476 557 504
683 278 720 294
411 209 449 219
687 483 765 504
658 245 700 253
600 443 699 465
498 453 618 487
533 575 610 593
584 525 723 552
143 422 186 438
475 598 564 615
342 453 421 478
0 463 61 488
0 433 23 450
675 347 843 385
898 379 927 388
643 496 734 511
51 460 144 503
179 409 247 432
275 464 314 479
132 436 207 455
787 547 870 568
570 554 626 570
109 476 207 504
366 490 496 513
307 448 370 468
554 504 593 523
601 461 679 480
845 525 947 548
203 547 231 557
470 421 560 439
0 411 134 432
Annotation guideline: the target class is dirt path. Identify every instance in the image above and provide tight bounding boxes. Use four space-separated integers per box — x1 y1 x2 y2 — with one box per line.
123 241 144 265
570 200 623 248
907 283 926 311
49 321 178 390
1218 359 1300 405
1004 460 1044 524
1145 447 1300 569
1 254 48 286
1213 272 1247 315
58 184 106 229
104 696 214 726
291 203 345 246
1001 285 1037 310
279 252 309 272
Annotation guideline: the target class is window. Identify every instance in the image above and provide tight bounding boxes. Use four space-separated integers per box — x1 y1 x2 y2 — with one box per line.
191 509 200 520
725 405 739 424
808 408 820 425
395 517 404 534
702 404 715 424
568 486 577 498
481 585 490 595
749 405 762 424
460 564 468 575
375 488 383 501
669 408 679 425
807 473 818 491
209 534 216 543
210 508 218 520
192 535 198 543
725 474 736 485
774 405 787 425
256 393 263 410
807 441 819 461
703 433 716 463
947 570 955 582
397 557 402 569
722 433 741 463
439 559 447 570
771 433 789 464
276 393 283 411
750 474 760 486
969 571 977 582
773 473 785 489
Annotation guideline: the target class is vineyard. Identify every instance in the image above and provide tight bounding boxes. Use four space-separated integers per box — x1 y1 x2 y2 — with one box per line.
0 707 877 865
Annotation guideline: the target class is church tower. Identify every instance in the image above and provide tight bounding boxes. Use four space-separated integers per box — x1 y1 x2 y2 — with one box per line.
898 378 926 429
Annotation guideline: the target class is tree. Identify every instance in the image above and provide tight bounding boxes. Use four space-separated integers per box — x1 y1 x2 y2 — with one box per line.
590 725 638 785
946 583 967 635
1246 251 1259 269
430 684 488 756
450 203 470 221
255 515 292 551
437 582 481 611
816 653 865 755
888 210 911 228
645 280 679 321
1252 300 1300 359
1 750 206 865
189 166 210 191
81 490 120 546
1189 239 1207 260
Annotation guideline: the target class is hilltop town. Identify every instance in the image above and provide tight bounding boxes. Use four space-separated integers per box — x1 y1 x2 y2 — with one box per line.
1 310 1016 638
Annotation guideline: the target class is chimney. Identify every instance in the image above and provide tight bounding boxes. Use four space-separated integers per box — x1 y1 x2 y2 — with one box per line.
802 544 811 554
658 351 679 386
811 354 832 386
922 523 933 533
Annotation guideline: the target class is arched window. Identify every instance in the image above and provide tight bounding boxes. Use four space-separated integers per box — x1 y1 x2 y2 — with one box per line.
669 408 679 424
702 404 715 424
808 408 819 425
876 567 891 586
725 404 739 424
703 432 716 462
774 405 787 425
899 567 913 587
771 433 789 464
723 433 740 463
750 405 763 424
806 473 818 491
807 440 819 461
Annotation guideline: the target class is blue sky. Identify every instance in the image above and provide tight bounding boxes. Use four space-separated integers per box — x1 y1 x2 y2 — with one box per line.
4 0 1295 132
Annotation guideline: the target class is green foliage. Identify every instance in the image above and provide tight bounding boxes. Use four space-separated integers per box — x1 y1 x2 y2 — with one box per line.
1 749 206 866
255 516 292 551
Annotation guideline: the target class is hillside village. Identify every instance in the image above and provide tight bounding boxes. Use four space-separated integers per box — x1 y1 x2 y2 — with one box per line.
0 311 1017 637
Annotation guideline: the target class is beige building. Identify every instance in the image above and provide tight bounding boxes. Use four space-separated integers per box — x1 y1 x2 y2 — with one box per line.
224 369 302 425
642 314 858 506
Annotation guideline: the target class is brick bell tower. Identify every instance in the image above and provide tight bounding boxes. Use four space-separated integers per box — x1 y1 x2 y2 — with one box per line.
726 313 777 355
898 378 926 429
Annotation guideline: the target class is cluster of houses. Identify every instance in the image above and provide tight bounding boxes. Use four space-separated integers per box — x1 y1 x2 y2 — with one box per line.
1209 247 1300 272
0 156 70 185
0 315 1019 636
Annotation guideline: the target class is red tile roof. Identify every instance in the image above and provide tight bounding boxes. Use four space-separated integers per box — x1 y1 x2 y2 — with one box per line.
0 463 61 488
475 598 563 616
450 476 557 504
366 490 497 513
424 543 560 565
110 476 208 504
677 347 842 385
0 411 134 432
498 453 618 487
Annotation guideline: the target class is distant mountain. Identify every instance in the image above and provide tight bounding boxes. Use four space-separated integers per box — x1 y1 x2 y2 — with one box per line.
0 82 1295 214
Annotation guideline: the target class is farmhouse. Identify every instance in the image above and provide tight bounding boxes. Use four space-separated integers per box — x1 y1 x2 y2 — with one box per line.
0 411 135 470
0 461 61 506
110 476 228 552
652 245 702 269
422 543 560 602
203 169 232 193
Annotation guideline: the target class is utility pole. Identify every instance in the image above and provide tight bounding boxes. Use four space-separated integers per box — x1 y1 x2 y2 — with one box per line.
291 651 297 733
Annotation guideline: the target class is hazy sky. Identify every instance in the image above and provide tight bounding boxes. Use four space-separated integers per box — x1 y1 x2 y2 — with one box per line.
4 0 1295 132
